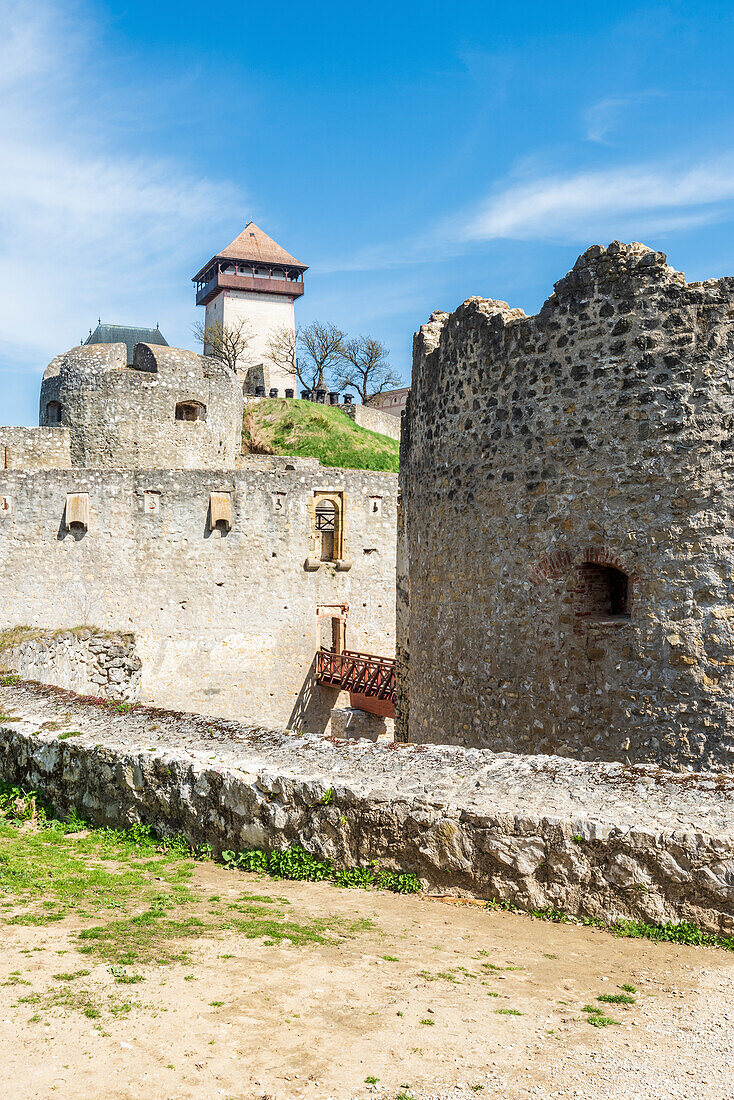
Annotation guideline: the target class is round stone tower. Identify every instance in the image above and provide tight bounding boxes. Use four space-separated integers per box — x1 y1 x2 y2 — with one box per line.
40 342 242 469
398 242 734 771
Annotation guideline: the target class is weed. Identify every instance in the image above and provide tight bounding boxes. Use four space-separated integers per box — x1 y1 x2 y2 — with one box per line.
381 954 399 962
320 788 334 805
108 967 143 985
495 1008 523 1016
209 1000 224 1007
419 1017 435 1025
530 906 569 923
220 845 421 894
57 731 83 740
611 918 734 950
586 1014 619 1027
597 992 635 1006
572 834 585 845
52 970 90 981
619 983 637 993
364 1076 379 1084
583 1004 620 1027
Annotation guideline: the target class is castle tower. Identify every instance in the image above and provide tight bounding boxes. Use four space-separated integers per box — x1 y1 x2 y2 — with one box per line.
192 223 307 394
398 242 734 772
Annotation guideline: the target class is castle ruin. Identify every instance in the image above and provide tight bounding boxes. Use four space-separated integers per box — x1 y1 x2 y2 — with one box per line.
398 241 734 772
1 330 396 731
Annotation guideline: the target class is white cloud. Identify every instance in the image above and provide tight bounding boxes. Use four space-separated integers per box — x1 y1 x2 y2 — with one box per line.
461 157 734 243
0 0 241 381
583 92 663 144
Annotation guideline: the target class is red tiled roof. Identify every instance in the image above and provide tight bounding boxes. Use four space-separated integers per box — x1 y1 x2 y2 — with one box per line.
195 223 307 278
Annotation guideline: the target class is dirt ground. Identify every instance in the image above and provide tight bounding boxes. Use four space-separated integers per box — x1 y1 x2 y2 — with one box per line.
2 850 734 1100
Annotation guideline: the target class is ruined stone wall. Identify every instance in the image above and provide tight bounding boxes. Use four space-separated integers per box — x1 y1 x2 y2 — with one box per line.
2 630 141 701
399 243 734 771
0 465 396 728
1 685 733 934
39 343 242 469
0 427 71 470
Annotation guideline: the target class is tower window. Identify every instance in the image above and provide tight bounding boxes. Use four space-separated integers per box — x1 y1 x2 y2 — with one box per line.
575 563 630 619
313 493 344 563
175 401 206 422
46 401 62 425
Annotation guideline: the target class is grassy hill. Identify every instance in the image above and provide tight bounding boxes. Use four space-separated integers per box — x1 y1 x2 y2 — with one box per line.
242 398 399 472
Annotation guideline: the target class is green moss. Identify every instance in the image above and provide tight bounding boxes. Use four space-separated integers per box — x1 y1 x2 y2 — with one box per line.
242 398 399 471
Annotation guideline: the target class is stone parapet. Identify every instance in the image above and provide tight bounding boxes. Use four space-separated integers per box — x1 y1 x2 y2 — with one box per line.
0 682 732 934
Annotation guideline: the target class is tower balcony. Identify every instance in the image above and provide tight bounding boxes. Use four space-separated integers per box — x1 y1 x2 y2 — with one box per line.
195 271 304 306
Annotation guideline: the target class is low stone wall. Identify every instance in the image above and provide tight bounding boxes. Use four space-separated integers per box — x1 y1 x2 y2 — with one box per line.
0 427 71 471
0 682 732 935
1 631 141 701
339 402 401 441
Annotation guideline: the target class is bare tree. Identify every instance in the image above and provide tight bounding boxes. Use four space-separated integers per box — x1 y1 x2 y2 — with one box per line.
335 335 401 404
267 324 298 383
192 318 252 373
268 321 346 392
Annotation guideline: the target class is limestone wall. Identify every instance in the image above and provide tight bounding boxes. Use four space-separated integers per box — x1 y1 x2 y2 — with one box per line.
339 402 402 441
0 465 397 729
1 630 141 701
1 684 732 934
399 244 734 771
0 427 71 470
39 343 242 469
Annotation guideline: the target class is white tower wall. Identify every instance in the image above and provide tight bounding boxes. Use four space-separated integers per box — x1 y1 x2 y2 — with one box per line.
206 290 296 395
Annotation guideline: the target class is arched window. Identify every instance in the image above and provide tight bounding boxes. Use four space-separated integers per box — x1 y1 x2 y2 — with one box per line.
576 563 630 619
175 401 206 422
45 400 62 425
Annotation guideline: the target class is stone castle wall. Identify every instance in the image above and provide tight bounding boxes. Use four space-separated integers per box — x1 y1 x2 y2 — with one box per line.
339 402 402 441
40 343 242 469
0 427 71 470
2 630 141 701
2 685 733 934
398 243 734 771
0 464 396 728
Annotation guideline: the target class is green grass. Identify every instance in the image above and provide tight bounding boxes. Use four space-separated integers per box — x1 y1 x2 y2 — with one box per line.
0 786 376 975
242 398 399 471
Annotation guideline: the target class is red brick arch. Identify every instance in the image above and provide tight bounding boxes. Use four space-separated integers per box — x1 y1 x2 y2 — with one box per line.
528 546 638 587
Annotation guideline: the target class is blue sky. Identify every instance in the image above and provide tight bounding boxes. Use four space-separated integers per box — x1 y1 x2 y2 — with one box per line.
2 0 734 424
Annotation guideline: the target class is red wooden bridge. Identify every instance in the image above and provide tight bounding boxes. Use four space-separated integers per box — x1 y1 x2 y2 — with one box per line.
315 647 396 718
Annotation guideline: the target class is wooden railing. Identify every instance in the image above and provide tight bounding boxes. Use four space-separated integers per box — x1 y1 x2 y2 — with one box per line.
316 648 396 717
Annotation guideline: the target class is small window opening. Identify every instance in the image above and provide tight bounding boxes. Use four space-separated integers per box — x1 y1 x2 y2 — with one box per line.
175 401 206 422
46 401 62 425
576 563 630 619
315 499 338 562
